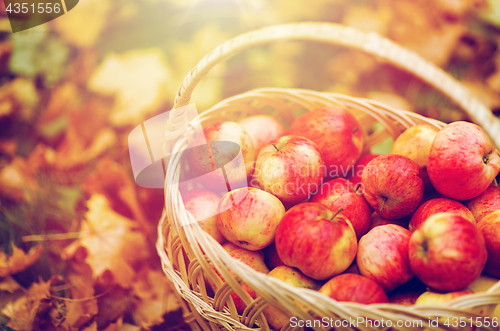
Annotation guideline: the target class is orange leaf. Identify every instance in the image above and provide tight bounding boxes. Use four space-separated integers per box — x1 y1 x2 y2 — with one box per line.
63 194 149 288
0 244 43 278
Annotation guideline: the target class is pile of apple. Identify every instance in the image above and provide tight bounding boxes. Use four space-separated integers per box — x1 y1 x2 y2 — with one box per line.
182 106 500 330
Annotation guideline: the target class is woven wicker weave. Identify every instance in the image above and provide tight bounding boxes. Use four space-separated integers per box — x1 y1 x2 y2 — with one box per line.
156 23 500 331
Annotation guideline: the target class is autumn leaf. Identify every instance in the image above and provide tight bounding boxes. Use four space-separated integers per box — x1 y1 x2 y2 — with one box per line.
0 244 43 278
81 157 151 235
88 49 172 126
131 266 180 328
1 276 59 331
63 194 149 288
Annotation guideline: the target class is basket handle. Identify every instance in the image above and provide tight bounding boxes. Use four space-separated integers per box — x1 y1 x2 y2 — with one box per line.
171 22 500 148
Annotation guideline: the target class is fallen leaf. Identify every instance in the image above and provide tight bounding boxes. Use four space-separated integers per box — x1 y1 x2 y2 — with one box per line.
61 258 98 330
54 128 117 172
0 276 22 293
88 49 172 126
81 158 150 235
0 144 55 201
1 276 58 331
0 244 43 278
63 194 150 288
131 266 180 328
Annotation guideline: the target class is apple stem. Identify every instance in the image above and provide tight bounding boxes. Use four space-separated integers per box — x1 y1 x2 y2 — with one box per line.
379 197 387 213
331 207 344 220
354 183 361 194
352 127 360 134
272 143 279 152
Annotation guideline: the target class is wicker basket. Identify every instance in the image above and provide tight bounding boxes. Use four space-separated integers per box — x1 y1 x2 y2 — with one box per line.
156 23 500 331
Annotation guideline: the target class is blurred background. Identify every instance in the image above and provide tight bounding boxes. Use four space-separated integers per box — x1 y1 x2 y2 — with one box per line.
0 0 500 330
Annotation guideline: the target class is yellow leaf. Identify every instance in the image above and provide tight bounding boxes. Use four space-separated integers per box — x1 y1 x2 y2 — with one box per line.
88 49 172 126
63 194 149 288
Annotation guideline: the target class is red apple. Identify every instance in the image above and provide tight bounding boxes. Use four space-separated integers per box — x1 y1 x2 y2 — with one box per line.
289 107 363 177
391 124 439 186
209 243 269 314
427 121 500 200
409 198 475 232
409 213 488 291
188 121 255 192
217 187 285 250
275 203 357 280
239 115 287 153
477 210 500 278
254 135 325 204
357 224 414 292
415 289 473 306
466 185 500 222
362 154 424 219
368 212 409 232
263 266 320 330
388 291 422 306
182 188 226 244
345 153 380 192
319 273 389 304
310 178 371 239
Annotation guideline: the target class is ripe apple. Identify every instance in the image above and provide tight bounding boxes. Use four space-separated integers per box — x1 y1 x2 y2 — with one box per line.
263 266 320 330
239 115 287 153
319 273 389 304
409 198 475 232
310 178 371 239
188 121 255 192
209 243 269 314
362 154 424 219
357 224 414 292
263 243 285 270
466 185 500 222
345 153 380 193
368 212 409 232
391 124 439 186
254 135 325 204
289 107 363 177
275 203 357 280
415 289 473 306
427 121 500 200
409 213 487 291
217 187 285 251
477 210 500 278
182 188 226 244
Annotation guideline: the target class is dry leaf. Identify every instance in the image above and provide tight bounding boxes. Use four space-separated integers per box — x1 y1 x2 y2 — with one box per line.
81 158 150 235
61 258 98 330
88 49 172 126
54 128 117 171
0 144 55 201
131 267 180 328
63 194 149 288
0 244 43 278
1 277 57 331
0 277 22 293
